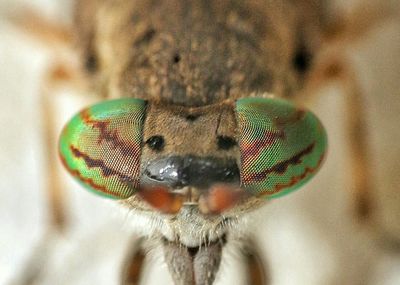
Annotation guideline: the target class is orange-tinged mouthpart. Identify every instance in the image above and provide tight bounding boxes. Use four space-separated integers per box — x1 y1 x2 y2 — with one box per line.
199 184 243 214
138 186 184 214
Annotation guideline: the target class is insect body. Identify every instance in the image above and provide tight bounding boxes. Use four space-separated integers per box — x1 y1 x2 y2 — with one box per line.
56 1 329 284
12 0 388 283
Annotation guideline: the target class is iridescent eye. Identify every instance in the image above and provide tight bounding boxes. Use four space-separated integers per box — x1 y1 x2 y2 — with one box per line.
59 98 147 199
235 97 327 199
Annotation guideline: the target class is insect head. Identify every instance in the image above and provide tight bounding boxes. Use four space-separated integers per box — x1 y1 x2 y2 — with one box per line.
59 97 327 213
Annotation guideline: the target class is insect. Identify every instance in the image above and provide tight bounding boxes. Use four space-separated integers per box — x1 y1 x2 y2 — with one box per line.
10 0 395 284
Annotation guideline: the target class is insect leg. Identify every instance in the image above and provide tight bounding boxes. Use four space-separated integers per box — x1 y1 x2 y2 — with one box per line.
8 8 74 49
294 2 397 223
9 9 100 283
298 46 375 222
40 44 91 232
243 241 269 285
12 4 102 229
121 238 146 285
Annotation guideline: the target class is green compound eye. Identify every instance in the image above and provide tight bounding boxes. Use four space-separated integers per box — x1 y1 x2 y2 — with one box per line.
59 98 147 199
236 97 327 199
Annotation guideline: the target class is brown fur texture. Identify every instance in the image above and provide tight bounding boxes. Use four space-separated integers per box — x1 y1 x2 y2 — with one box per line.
142 100 238 159
74 0 327 104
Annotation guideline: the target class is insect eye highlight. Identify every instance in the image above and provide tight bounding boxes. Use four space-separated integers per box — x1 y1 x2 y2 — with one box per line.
146 135 165 151
217 136 237 150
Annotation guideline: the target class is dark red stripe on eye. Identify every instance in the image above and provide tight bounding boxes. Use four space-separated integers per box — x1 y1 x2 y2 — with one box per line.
241 130 285 158
70 145 138 185
243 142 315 183
259 152 325 197
80 110 141 161
59 154 126 198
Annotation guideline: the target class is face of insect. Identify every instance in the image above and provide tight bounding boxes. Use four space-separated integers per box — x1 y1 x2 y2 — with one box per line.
139 100 245 213
59 96 326 283
59 96 327 212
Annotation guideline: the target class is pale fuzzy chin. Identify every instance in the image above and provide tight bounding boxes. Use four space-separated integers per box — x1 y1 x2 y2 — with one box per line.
117 203 251 247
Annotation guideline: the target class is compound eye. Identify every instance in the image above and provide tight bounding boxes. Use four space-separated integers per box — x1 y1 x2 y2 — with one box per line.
235 97 327 199
59 98 147 199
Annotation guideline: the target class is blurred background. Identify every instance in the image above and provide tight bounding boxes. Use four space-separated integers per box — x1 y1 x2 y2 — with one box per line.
0 0 399 284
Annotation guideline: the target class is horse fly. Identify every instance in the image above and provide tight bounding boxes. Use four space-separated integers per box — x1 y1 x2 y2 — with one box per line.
12 0 390 284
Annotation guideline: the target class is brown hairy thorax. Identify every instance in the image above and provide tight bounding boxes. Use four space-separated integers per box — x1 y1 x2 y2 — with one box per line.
74 0 325 105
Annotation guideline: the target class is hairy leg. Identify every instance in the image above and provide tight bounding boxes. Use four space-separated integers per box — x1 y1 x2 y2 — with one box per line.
295 1 396 224
121 238 146 285
243 241 268 285
9 9 97 283
303 54 374 221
